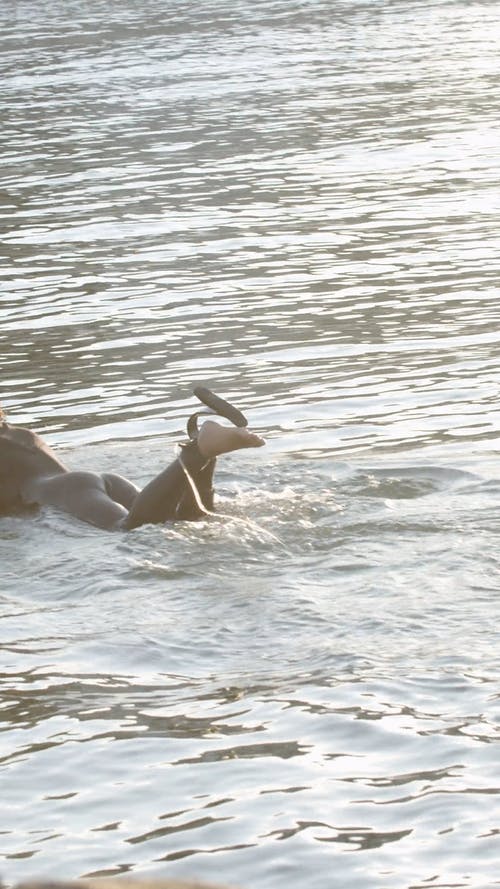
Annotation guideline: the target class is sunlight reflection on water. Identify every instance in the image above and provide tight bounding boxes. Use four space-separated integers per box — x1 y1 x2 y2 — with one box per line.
1 0 500 886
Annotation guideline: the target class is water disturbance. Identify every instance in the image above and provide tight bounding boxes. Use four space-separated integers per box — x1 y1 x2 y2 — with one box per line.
1 1 500 887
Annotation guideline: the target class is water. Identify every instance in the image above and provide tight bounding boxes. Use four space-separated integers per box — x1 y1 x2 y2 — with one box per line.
1 0 500 886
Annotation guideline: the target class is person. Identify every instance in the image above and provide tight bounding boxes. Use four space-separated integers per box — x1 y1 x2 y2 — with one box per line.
0 389 265 530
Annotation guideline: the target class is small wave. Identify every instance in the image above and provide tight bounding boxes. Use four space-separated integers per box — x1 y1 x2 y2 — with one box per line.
340 464 479 500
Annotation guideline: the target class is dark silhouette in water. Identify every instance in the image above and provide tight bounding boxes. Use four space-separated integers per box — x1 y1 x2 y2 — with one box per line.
0 391 264 530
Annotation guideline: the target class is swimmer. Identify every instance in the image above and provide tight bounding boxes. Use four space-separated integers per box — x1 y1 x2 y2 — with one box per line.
0 389 265 530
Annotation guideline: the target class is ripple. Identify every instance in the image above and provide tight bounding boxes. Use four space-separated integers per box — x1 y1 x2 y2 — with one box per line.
2 0 500 887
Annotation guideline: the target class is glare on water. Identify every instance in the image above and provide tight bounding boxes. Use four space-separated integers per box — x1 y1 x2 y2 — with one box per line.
1 1 500 887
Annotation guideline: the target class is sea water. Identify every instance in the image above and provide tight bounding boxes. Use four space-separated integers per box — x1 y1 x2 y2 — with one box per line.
1 1 500 887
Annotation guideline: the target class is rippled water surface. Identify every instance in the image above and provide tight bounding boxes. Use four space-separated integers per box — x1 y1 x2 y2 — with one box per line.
1 1 500 887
